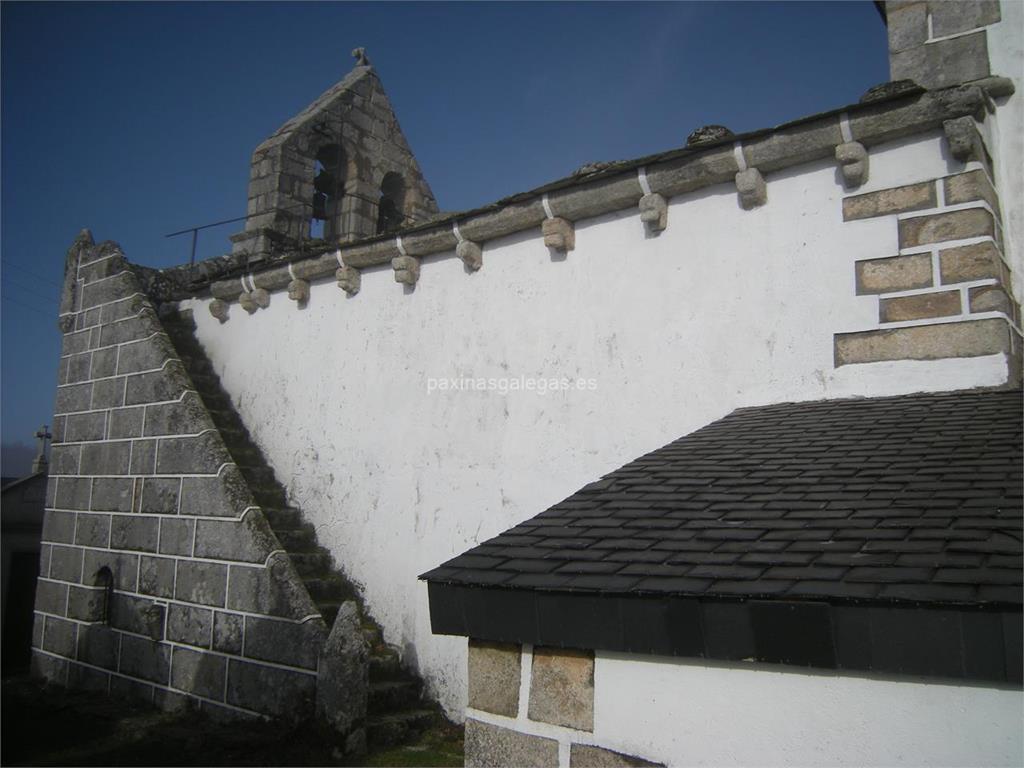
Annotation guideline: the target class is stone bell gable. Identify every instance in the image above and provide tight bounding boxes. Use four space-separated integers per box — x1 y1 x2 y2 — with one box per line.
230 49 439 261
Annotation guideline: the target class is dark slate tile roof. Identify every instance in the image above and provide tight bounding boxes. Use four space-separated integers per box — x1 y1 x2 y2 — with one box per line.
423 389 1023 606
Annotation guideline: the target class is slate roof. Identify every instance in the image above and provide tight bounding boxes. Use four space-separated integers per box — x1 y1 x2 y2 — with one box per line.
422 389 1023 607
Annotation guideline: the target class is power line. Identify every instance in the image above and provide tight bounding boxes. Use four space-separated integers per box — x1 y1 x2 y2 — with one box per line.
1 259 63 290
1 292 55 319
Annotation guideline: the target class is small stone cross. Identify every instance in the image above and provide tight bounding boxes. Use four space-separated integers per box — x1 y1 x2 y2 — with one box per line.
32 424 51 473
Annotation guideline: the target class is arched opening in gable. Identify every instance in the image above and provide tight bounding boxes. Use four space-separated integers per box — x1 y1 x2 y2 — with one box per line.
312 144 347 240
377 172 406 235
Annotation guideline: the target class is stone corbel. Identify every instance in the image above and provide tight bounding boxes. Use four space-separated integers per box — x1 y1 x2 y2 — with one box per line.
736 168 767 210
542 216 575 253
393 237 420 286
453 223 483 271
943 116 986 164
238 291 258 314
209 298 229 322
835 142 869 187
639 193 668 233
286 264 309 304
336 265 361 295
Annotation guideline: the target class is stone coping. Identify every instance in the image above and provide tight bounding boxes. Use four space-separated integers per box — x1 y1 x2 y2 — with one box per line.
143 77 1013 303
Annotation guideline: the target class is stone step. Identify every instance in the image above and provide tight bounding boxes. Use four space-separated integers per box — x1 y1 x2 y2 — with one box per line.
368 680 423 715
290 549 333 577
369 647 406 682
276 525 317 552
262 506 303 529
366 709 437 749
237 465 276 488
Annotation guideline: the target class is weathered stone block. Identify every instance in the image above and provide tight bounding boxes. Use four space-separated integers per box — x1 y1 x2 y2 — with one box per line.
50 444 81 475
81 272 136 310
138 555 175 598
171 646 226 700
214 611 244 654
944 170 1000 216
90 377 125 409
129 439 157 475
107 407 144 439
101 295 146 324
856 254 933 295
64 412 106 443
549 175 644 222
457 240 484 271
167 603 213 649
891 32 990 90
542 217 575 252
226 658 317 719
316 602 368 736
176 560 227 607
117 336 174 375
243 615 324 669
887 3 927 53
970 285 1014 316
336 266 361 295
179 466 250 518
930 0 1000 37
939 242 1008 285
879 290 961 322
392 255 420 286
99 314 153 347
124 362 191 406
110 515 159 552
66 352 93 384
638 193 668 233
42 510 76 544
194 515 275 563
899 208 995 248
465 719 558 768
119 634 170 685
143 392 209 437
77 624 118 670
91 477 134 512
140 477 180 514
74 512 111 548
528 647 595 731
66 584 106 622
55 382 93 415
743 120 842 173
62 329 92 356
111 592 162 636
109 675 154 706
83 549 139 591
159 517 194 556
42 615 78 656
155 432 226 475
48 545 84 582
227 558 318 621
843 180 935 221
35 579 69 615
79 441 130 476
468 640 521 717
89 346 118 379
735 168 766 210
570 744 664 767
835 317 1012 365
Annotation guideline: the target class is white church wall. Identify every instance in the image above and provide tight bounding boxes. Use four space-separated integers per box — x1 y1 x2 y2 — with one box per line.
186 129 1011 716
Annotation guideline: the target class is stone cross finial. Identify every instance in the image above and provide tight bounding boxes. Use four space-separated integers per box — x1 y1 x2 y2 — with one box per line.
352 47 371 67
32 424 51 473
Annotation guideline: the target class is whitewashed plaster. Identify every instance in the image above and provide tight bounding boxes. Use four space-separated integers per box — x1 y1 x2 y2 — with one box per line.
590 652 1023 767
187 131 1010 716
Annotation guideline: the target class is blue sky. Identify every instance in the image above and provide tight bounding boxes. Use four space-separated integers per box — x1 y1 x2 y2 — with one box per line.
0 1 888 471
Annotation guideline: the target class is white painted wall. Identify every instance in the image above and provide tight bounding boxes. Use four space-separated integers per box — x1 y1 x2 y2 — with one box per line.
987 0 1024 302
590 652 1023 767
187 130 1010 716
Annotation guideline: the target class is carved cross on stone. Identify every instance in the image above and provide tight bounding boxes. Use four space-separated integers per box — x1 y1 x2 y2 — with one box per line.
32 424 51 473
